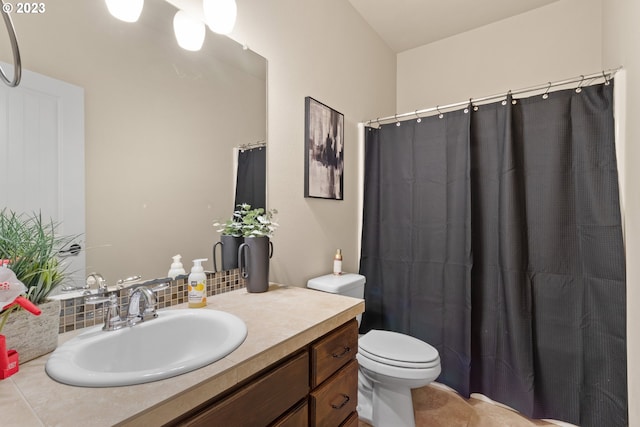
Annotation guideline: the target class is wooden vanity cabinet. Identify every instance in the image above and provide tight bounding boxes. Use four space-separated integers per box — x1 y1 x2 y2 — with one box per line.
311 319 359 388
272 400 309 427
172 319 359 427
309 319 359 426
177 351 309 427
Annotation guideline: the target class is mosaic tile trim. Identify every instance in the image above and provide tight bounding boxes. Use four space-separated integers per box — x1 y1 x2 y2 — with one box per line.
58 269 246 333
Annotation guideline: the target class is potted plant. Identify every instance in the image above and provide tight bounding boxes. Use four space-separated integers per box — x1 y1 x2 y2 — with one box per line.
235 204 279 238
232 204 278 293
213 206 244 272
213 204 278 272
0 209 76 362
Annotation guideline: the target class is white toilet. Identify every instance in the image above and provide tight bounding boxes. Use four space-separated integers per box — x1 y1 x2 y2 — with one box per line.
307 273 441 427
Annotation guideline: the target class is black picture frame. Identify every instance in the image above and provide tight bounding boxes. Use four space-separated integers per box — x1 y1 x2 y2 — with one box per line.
304 97 344 200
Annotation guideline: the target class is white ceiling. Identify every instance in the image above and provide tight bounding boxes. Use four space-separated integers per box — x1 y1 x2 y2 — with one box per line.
347 0 561 53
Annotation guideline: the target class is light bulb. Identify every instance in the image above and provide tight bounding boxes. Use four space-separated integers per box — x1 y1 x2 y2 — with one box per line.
173 10 205 51
203 0 237 35
105 0 144 23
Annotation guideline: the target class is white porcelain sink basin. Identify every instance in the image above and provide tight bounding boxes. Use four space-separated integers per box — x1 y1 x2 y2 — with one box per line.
45 309 247 387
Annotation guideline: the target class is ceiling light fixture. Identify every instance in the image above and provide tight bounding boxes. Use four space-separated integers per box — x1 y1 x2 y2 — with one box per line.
105 0 144 23
173 10 205 51
202 0 237 35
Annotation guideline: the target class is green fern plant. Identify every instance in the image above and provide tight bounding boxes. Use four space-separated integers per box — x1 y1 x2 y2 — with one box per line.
0 209 76 305
214 204 278 238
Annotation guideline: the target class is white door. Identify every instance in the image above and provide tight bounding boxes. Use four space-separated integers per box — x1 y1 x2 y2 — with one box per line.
0 63 85 290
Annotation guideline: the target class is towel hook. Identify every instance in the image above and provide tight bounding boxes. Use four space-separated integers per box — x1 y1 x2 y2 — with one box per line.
575 75 585 93
0 2 21 87
436 105 444 119
414 110 422 123
542 82 551 99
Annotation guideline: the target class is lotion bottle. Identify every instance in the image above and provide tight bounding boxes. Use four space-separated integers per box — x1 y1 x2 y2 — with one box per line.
188 258 208 308
333 249 343 275
168 254 186 279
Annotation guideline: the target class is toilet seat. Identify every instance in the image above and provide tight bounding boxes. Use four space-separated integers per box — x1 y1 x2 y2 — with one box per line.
358 330 440 369
357 351 440 382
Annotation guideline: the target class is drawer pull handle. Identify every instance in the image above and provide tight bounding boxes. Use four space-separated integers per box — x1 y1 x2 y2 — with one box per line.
330 393 350 410
332 346 351 358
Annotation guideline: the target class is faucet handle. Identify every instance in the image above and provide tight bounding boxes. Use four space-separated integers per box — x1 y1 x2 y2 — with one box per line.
151 282 169 293
116 275 142 286
86 273 108 295
84 293 116 306
85 293 125 331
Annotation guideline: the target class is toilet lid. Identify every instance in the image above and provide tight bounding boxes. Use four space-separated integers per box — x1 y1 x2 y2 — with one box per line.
358 330 439 368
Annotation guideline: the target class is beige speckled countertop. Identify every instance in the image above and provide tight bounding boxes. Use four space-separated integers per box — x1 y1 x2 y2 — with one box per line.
1 284 364 427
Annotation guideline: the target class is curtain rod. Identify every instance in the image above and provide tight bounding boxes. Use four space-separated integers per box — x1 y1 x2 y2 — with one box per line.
237 140 266 151
364 67 622 126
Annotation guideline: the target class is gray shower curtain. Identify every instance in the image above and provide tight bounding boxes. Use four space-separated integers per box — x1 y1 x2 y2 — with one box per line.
234 147 266 210
359 81 627 426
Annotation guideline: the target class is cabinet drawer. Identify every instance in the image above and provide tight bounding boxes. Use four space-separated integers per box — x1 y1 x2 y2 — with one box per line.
340 412 359 427
311 319 358 387
310 359 358 427
181 351 309 427
271 400 308 427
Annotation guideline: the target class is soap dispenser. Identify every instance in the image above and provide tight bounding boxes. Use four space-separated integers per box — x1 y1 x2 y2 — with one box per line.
333 249 343 275
168 254 186 279
188 258 208 308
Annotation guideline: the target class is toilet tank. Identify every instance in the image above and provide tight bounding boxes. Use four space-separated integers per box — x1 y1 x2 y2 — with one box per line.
306 273 365 299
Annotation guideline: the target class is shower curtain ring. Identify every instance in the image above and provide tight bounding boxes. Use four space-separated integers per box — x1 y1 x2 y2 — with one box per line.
464 99 472 114
542 82 551 99
415 110 422 123
436 106 443 119
394 114 401 127
376 117 381 128
602 70 611 85
576 75 585 93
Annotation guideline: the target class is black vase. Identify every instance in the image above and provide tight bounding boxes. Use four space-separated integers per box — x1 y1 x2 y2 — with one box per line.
238 236 273 293
213 235 243 272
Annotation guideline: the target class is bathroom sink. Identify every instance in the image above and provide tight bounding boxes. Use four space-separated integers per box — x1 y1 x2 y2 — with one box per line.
45 309 247 387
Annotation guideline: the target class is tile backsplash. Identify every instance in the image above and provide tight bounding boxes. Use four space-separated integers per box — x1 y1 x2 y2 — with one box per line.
58 269 246 333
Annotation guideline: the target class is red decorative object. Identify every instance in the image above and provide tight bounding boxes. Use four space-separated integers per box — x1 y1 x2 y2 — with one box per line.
0 335 19 379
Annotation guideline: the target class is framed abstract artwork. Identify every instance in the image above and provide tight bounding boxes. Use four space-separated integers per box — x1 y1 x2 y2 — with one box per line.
304 97 344 200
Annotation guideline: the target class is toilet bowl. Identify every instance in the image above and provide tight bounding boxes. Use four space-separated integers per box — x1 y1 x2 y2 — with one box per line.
357 329 441 426
307 273 442 427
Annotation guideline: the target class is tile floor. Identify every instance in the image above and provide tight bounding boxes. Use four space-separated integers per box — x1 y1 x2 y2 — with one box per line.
358 383 562 427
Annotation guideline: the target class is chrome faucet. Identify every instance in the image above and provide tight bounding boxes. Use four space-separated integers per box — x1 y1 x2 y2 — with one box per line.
126 286 158 326
86 273 108 295
60 272 107 293
84 282 168 331
85 293 126 331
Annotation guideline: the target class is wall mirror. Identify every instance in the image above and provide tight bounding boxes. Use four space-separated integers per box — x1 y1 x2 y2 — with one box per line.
1 0 267 287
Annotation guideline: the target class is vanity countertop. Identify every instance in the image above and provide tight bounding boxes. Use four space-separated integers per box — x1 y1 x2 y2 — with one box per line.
0 284 364 426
